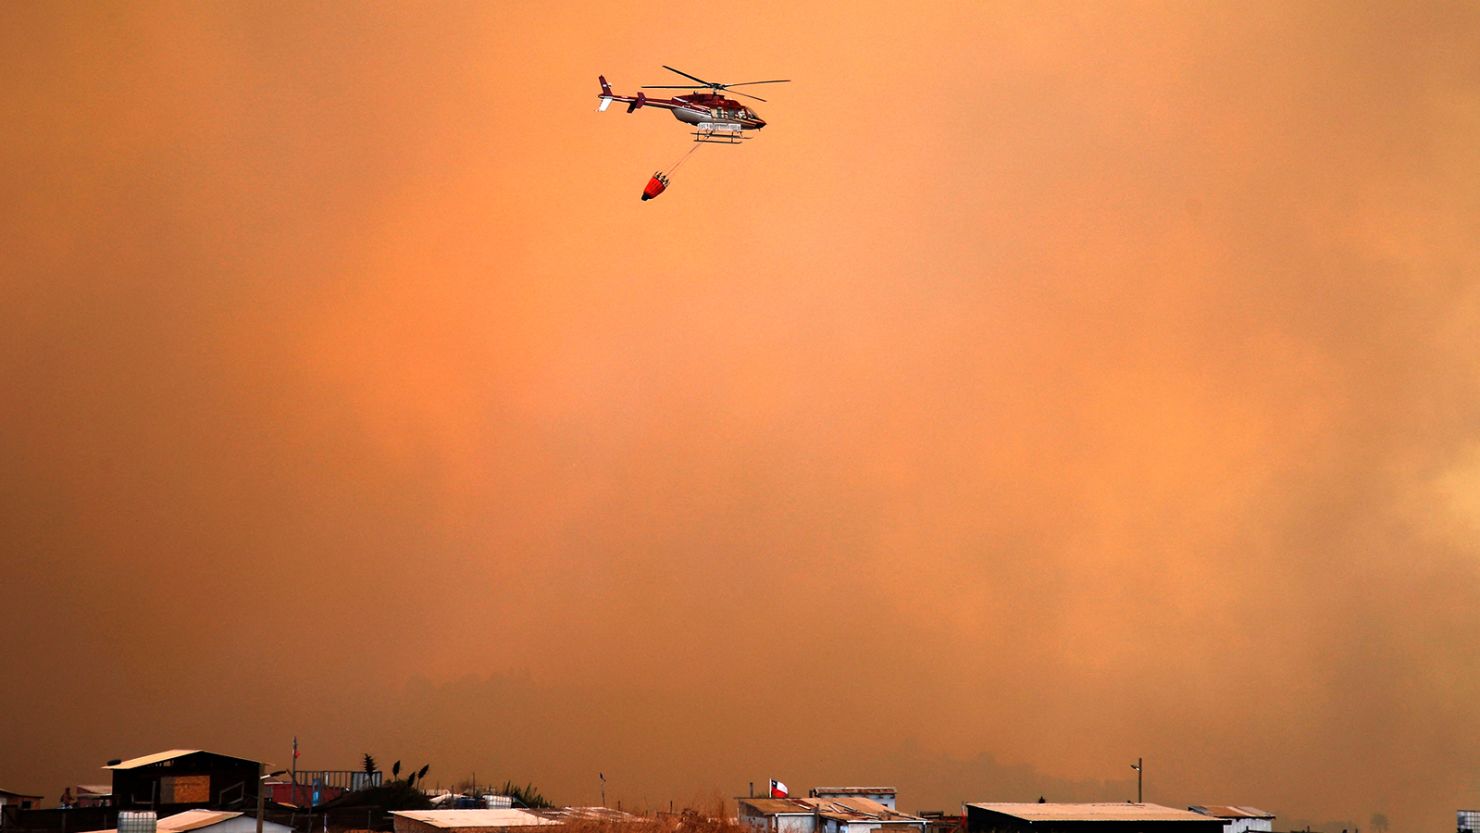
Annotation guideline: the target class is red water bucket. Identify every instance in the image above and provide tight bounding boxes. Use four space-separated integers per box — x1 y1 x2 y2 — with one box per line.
641 174 668 201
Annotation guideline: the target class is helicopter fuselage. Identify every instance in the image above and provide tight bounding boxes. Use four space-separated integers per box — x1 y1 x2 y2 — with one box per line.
597 77 768 133
667 94 766 130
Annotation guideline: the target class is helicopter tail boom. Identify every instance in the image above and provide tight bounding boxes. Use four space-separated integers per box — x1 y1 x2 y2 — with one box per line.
597 75 690 116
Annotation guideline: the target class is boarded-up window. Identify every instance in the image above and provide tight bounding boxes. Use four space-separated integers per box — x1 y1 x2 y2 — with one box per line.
160 775 210 803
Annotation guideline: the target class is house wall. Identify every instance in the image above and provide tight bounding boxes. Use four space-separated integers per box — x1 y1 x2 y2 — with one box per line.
821 818 926 833
737 806 815 833
113 754 262 812
393 817 438 833
1222 820 1272 833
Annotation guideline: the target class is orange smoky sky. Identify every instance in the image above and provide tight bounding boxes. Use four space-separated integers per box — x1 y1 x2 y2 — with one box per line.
3 0 1479 829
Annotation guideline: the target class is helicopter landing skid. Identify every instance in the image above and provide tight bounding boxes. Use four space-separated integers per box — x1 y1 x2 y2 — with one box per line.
692 123 748 144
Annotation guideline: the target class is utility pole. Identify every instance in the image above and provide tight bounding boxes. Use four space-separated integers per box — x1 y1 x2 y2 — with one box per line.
258 767 285 833
256 764 267 833
1130 758 1143 803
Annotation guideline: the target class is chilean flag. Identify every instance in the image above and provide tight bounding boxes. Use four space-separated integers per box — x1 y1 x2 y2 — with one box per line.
769 780 788 799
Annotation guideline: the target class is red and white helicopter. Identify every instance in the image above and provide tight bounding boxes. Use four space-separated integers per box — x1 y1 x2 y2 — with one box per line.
597 65 789 144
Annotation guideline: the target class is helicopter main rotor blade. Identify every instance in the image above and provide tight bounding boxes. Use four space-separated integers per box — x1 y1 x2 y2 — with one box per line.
641 85 707 90
728 90 768 102
723 79 791 87
662 65 714 87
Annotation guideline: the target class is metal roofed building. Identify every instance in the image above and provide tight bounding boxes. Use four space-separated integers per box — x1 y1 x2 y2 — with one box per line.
813 797 926 833
810 790 897 812
739 797 926 833
106 751 263 812
1187 807 1274 833
739 799 820 833
966 804 1226 833
1458 810 1480 833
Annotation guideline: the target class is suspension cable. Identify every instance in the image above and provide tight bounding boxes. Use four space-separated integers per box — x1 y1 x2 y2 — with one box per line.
664 141 702 175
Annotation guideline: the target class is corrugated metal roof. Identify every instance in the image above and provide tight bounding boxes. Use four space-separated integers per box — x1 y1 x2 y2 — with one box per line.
159 811 244 831
808 798 923 823
741 798 922 824
0 788 45 799
76 786 113 795
968 804 1220 823
105 751 202 770
105 750 260 770
1189 807 1275 820
390 810 562 829
739 800 817 816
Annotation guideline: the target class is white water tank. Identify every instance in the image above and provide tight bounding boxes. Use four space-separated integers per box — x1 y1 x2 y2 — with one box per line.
119 811 158 833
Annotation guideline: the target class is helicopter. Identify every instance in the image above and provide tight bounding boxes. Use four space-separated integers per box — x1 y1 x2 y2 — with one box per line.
597 65 789 143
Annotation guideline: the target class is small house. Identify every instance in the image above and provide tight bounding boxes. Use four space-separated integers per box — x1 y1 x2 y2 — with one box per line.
1188 806 1274 833
106 750 263 811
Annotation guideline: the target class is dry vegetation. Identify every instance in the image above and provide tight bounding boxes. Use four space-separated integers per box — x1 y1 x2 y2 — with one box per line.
558 810 747 833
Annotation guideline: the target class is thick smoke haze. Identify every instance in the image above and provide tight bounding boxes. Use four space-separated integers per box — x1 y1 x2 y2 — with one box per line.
3 1 1479 830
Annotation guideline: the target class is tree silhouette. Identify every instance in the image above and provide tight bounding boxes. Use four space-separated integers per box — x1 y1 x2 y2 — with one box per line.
496 781 553 809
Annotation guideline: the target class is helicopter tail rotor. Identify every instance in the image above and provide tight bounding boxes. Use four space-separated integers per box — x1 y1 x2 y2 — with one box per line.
597 75 614 111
